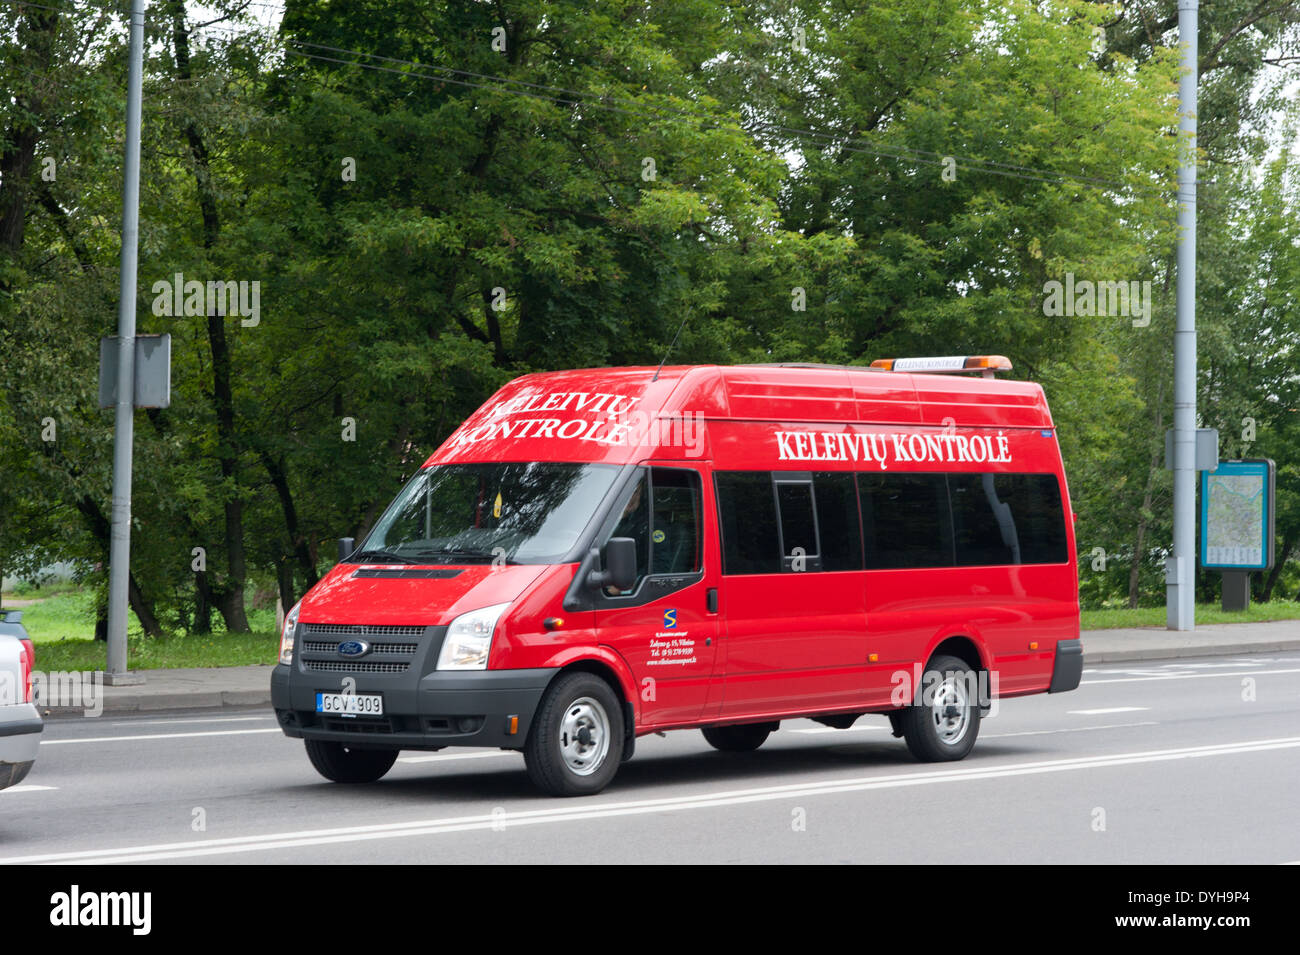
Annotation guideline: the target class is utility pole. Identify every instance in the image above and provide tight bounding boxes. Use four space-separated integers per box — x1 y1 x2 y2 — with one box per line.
106 0 148 684
1168 0 1198 631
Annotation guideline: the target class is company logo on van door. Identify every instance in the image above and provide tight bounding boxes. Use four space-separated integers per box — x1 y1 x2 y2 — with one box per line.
775 430 1012 468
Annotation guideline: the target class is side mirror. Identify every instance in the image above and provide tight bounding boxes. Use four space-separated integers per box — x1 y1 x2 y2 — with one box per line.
592 537 637 593
338 537 356 562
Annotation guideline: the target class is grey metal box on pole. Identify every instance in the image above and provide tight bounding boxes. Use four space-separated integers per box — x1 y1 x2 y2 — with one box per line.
99 334 171 409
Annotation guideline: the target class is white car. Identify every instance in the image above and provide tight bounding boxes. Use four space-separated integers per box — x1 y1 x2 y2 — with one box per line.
0 612 41 790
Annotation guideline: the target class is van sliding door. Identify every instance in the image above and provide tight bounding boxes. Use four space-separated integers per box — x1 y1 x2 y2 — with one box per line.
714 470 867 717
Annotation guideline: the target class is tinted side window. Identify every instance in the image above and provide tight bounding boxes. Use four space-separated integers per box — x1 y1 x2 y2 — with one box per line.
650 468 701 574
948 472 1069 565
716 472 781 575
859 473 952 569
949 473 1017 566
995 473 1068 564
813 472 862 571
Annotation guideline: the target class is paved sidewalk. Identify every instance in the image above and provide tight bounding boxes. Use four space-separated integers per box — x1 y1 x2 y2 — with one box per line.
41 664 274 718
36 620 1299 717
1079 619 1300 663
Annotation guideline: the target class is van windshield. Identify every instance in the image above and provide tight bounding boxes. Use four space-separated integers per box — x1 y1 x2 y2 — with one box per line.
356 463 619 565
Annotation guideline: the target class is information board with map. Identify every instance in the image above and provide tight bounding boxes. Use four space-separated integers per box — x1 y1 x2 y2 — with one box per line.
1200 459 1276 570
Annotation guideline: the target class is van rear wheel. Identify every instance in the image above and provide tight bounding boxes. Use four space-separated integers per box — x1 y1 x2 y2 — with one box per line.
524 672 624 797
304 739 398 783
899 654 981 762
701 722 774 752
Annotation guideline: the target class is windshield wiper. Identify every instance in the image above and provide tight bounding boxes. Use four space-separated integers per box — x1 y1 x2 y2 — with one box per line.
348 549 420 564
412 548 512 564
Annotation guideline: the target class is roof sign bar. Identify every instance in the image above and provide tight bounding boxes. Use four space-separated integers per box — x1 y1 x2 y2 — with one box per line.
870 355 1013 379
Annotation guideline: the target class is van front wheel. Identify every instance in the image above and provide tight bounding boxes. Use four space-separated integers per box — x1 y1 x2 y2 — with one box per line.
899 654 981 762
304 739 398 783
524 672 624 796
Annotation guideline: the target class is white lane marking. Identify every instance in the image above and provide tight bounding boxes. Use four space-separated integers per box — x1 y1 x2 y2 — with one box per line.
1068 707 1150 715
986 721 1158 739
8 735 1299 865
1087 661 1268 675
792 725 885 735
1082 658 1298 675
40 729 281 746
1083 667 1300 686
398 752 515 764
0 785 56 794
110 716 274 727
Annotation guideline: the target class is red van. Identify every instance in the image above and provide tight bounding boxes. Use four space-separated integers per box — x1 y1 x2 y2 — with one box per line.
272 358 1082 796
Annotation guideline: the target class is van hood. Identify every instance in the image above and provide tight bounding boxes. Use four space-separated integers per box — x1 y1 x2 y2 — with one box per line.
298 562 551 627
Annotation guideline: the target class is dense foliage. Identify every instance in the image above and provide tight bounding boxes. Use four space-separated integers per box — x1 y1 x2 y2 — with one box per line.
2 0 1297 633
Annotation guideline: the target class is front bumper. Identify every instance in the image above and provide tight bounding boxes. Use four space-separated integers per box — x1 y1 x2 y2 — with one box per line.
272 665 559 750
1047 638 1084 693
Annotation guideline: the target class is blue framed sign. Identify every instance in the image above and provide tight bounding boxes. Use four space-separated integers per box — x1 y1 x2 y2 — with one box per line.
1200 459 1276 571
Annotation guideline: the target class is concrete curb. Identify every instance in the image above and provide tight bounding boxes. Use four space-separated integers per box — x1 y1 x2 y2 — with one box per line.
1082 639 1300 664
41 692 271 719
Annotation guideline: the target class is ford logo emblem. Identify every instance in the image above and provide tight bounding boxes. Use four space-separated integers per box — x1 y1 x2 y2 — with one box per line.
337 640 370 658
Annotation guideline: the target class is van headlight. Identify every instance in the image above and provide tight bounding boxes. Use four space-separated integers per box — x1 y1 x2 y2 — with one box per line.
279 600 301 666
437 603 510 670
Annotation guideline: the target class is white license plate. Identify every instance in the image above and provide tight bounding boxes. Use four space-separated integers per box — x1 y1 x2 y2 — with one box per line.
315 693 383 717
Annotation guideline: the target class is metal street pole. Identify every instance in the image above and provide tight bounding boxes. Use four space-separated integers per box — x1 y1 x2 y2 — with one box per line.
1168 0 1198 631
106 0 148 683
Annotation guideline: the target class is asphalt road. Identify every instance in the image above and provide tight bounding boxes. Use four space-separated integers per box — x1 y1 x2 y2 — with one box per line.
2 654 1298 864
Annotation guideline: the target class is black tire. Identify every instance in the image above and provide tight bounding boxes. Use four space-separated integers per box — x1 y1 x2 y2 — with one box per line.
701 722 773 752
898 654 982 762
304 739 398 783
524 672 625 796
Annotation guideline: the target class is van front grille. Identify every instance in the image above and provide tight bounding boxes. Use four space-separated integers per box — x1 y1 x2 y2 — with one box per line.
301 623 425 638
301 641 419 656
295 622 446 674
303 660 409 674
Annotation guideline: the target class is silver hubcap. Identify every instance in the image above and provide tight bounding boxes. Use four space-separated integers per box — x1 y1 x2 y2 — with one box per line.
559 697 610 776
930 674 970 746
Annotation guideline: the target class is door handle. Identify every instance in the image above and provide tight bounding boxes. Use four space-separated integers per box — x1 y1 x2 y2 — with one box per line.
706 587 718 613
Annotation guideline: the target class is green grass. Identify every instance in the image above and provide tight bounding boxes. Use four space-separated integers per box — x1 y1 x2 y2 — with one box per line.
30 632 279 672
5 578 81 599
5 587 279 670
1081 600 1300 630
4 588 105 641
4 588 278 642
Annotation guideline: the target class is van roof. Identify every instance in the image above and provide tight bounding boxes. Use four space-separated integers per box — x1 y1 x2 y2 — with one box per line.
426 364 1054 467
